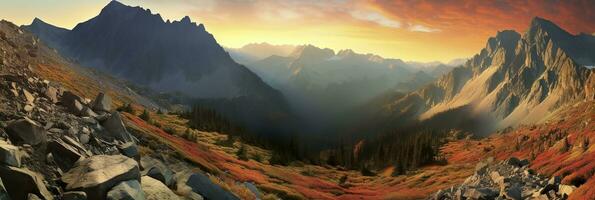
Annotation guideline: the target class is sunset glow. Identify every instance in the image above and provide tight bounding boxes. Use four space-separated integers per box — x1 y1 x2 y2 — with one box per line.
1 0 593 62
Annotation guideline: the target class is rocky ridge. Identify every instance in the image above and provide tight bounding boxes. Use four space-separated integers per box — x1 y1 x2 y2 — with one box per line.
383 17 594 130
430 157 576 200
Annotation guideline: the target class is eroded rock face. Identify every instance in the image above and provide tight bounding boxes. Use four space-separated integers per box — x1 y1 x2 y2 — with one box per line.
61 155 140 200
0 166 53 200
5 118 47 145
429 157 575 200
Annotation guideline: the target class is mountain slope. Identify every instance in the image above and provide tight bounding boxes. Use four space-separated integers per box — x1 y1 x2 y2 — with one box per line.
25 1 292 134
381 17 594 131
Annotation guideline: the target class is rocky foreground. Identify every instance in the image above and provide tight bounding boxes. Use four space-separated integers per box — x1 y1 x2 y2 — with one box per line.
0 21 251 199
429 157 577 200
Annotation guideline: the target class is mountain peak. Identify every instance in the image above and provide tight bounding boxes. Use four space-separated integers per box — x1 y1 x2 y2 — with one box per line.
105 0 126 10
530 17 554 28
180 16 191 24
526 16 571 40
31 17 44 25
337 49 356 57
290 44 334 59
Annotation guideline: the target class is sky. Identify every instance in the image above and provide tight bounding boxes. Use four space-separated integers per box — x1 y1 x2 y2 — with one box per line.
0 0 594 62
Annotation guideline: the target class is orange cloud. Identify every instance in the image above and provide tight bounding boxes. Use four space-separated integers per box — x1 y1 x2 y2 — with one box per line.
367 0 595 35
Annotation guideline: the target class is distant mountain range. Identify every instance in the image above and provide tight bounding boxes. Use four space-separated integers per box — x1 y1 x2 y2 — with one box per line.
370 17 594 135
225 43 296 64
241 44 444 133
25 1 293 135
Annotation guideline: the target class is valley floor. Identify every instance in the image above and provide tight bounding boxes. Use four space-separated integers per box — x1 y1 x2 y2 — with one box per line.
121 101 595 200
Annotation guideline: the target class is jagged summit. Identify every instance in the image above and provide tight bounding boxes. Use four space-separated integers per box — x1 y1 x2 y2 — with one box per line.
180 16 192 24
94 1 204 31
379 17 594 131
100 0 132 15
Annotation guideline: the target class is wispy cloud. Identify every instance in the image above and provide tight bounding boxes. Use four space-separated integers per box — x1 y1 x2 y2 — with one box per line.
350 10 401 29
408 24 440 33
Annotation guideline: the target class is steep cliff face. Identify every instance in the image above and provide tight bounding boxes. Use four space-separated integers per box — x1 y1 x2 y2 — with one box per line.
383 17 594 129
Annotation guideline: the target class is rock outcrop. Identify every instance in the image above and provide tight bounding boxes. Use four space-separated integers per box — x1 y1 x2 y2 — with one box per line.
429 157 575 200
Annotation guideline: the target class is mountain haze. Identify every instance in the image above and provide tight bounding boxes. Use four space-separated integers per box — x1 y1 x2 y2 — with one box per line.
245 45 438 134
226 42 296 64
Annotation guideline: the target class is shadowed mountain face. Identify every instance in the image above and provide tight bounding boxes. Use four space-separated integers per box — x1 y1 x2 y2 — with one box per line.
25 1 293 135
376 17 594 135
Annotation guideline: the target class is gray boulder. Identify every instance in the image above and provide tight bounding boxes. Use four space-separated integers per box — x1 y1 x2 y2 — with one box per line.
146 167 176 190
45 86 58 104
61 155 140 200
5 118 47 145
48 139 85 171
92 93 111 112
502 185 522 200
141 176 180 200
100 112 135 143
141 158 176 189
62 191 87 200
118 142 139 163
185 173 239 200
80 107 98 118
0 166 53 200
0 140 21 167
106 180 144 200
